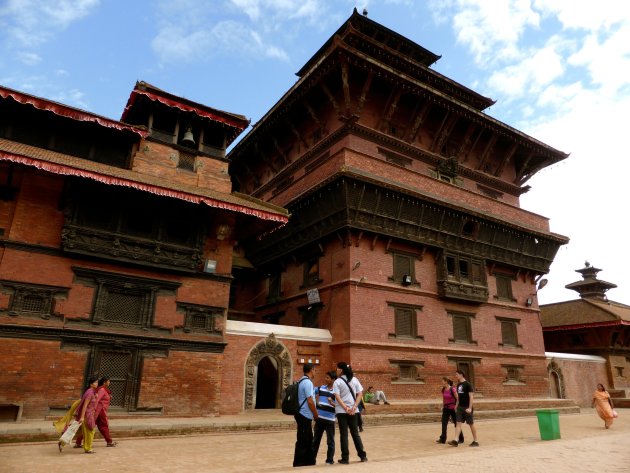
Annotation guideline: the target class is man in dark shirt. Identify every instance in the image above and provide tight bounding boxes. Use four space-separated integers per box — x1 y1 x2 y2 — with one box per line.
448 369 479 447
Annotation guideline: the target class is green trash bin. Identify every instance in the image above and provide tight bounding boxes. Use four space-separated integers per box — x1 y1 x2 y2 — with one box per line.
536 409 561 440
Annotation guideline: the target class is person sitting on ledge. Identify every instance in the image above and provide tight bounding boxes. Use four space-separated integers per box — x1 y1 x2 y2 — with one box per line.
363 386 390 405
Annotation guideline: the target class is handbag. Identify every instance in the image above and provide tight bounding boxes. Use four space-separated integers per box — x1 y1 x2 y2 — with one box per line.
59 419 81 445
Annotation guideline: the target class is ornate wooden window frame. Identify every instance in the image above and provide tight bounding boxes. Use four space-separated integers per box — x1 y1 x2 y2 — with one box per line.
0 280 69 319
73 266 181 329
177 302 224 335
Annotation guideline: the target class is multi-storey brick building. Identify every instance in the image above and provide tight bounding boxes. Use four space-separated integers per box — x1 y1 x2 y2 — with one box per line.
227 9 570 410
0 82 288 420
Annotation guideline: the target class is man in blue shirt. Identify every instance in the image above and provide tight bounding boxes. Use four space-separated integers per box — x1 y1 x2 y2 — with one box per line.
293 363 319 467
313 370 337 465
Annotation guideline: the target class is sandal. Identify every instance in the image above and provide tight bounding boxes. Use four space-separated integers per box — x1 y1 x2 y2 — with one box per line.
106 442 118 447
58 441 63 452
84 450 95 454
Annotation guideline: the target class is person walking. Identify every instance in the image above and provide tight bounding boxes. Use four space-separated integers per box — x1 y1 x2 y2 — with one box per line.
293 363 318 467
333 362 367 464
75 376 117 448
436 377 464 444
592 383 616 429
312 370 337 465
75 376 99 454
448 370 478 447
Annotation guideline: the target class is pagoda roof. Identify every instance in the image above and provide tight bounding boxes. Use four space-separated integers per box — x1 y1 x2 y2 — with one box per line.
121 81 250 145
541 298 630 330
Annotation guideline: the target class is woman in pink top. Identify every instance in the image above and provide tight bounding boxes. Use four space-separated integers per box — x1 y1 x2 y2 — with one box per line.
437 377 464 444
75 376 117 448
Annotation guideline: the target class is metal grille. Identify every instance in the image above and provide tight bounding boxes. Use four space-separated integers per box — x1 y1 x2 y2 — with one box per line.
98 351 132 408
21 295 44 313
104 291 143 325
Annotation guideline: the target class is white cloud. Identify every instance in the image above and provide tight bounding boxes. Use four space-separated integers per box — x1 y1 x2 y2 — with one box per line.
17 51 42 66
152 20 289 64
0 0 100 46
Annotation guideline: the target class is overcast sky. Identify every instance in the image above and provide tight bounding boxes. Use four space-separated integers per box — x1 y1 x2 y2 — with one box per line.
1 0 629 306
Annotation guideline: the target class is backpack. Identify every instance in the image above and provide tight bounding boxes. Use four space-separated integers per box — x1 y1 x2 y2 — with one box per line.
281 378 307 415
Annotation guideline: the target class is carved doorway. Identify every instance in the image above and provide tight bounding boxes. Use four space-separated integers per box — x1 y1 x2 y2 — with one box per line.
547 361 565 399
244 334 292 410
255 356 279 409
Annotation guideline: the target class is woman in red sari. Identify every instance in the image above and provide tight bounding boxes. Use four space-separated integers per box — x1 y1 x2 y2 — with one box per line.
592 383 615 429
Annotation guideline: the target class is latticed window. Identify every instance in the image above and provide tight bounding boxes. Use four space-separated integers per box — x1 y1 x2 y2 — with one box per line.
21 294 45 313
444 254 485 285
1 281 66 319
177 151 196 171
500 319 519 347
398 364 417 381
103 290 145 325
504 365 523 383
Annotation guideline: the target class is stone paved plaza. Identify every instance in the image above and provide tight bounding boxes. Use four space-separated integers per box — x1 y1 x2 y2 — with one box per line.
1 409 628 473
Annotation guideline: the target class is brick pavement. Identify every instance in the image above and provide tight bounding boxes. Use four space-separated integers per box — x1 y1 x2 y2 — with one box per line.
0 409 628 473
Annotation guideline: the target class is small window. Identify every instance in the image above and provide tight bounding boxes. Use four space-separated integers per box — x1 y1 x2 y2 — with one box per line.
450 313 474 344
392 253 415 285
390 360 424 383
495 274 514 300
503 365 524 383
615 367 624 377
395 307 416 338
500 319 520 347
303 258 320 287
299 304 321 328
262 312 285 325
268 273 281 301
177 151 196 171
398 364 417 380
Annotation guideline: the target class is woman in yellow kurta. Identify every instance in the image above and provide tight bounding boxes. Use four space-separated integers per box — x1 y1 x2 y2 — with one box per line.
75 376 99 453
592 383 615 429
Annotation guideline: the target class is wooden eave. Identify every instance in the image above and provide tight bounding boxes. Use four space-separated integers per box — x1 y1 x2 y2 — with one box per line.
305 168 569 245
0 137 288 226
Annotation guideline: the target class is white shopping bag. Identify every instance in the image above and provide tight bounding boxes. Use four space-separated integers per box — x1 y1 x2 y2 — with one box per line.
59 419 81 445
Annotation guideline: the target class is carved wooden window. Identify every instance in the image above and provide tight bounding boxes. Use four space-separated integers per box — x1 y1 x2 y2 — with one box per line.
444 254 485 285
449 312 475 344
0 280 68 319
390 359 424 383
391 252 416 285
262 311 285 325
495 274 515 300
75 267 180 329
498 318 521 347
178 303 223 335
388 303 422 340
303 257 321 287
503 365 524 383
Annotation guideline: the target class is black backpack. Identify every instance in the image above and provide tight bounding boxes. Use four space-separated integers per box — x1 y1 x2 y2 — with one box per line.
281 378 307 415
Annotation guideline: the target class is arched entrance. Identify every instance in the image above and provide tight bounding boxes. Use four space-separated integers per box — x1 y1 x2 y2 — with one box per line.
255 356 278 408
547 361 565 399
244 333 292 410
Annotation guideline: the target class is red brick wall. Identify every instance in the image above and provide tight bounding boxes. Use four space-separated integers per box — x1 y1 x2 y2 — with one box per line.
548 357 608 407
0 338 89 418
